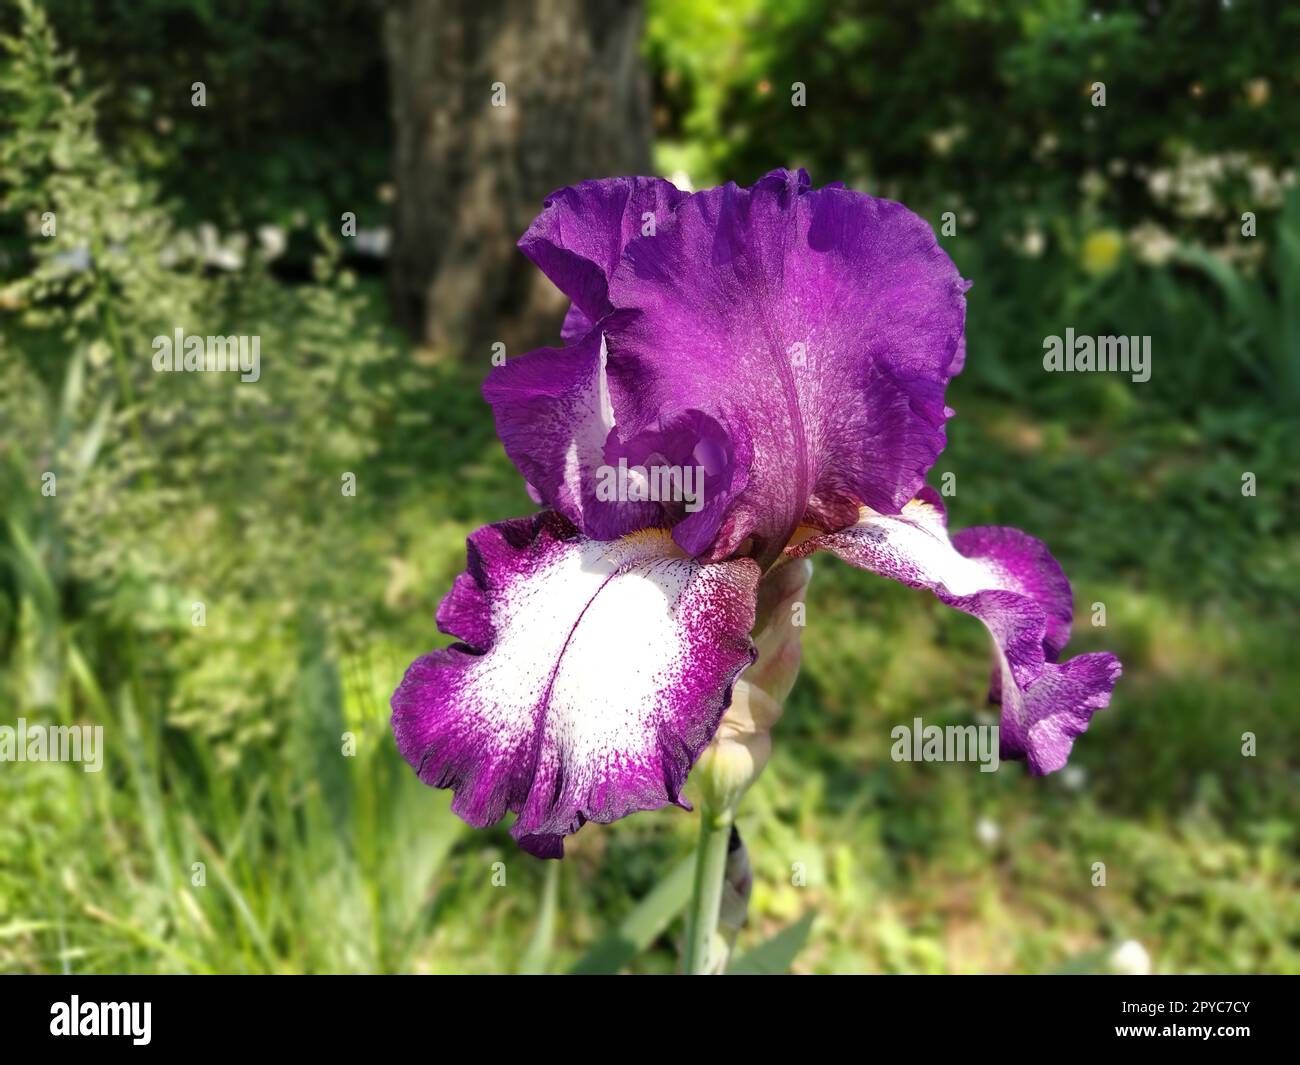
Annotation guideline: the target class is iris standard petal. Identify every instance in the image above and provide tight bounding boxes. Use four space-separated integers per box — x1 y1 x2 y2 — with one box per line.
603 168 968 564
560 302 595 346
391 512 760 857
484 332 753 546
482 329 652 539
518 175 688 332
790 491 1120 774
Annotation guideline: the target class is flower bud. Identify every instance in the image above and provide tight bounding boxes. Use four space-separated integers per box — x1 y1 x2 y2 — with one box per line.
693 558 812 813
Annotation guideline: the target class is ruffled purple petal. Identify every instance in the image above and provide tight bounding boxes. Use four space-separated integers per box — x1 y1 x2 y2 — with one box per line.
790 492 1120 774
519 176 688 332
560 302 595 346
952 520 1073 661
602 168 968 564
483 332 756 547
482 330 654 538
947 297 972 376
391 512 760 857
607 408 752 557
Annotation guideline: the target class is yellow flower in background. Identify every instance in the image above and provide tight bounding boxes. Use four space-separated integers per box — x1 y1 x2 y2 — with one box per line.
1246 77 1270 107
1081 228 1125 277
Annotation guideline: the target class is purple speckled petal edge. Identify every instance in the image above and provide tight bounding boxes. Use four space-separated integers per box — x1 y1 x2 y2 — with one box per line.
790 491 1120 773
391 512 760 856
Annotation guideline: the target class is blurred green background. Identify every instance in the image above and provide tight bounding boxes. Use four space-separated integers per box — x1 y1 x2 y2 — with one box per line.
1 0 1297 974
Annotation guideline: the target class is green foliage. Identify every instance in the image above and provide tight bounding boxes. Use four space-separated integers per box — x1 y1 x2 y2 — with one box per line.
0 0 1296 974
727 912 814 974
649 0 1298 225
647 0 1300 424
1 0 421 754
9 0 389 231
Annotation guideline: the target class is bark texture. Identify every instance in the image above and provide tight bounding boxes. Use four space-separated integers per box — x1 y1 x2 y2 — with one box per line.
384 0 653 356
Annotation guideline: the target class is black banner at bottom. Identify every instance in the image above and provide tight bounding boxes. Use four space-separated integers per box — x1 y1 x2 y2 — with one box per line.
0 975 1292 1052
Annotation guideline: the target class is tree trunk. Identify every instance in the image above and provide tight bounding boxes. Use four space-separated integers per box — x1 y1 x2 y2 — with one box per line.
384 0 653 358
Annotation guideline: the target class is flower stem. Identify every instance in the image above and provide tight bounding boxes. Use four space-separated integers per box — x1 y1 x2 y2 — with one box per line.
683 805 733 975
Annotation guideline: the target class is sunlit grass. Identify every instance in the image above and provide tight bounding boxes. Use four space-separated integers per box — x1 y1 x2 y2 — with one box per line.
2 279 1296 975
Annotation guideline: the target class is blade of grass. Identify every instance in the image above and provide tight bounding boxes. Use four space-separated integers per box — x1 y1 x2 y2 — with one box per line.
569 855 695 975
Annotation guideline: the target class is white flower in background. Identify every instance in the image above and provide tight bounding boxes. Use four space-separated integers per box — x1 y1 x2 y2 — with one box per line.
975 817 1001 847
1060 763 1088 791
257 224 287 261
1109 939 1152 975
927 126 966 157
1129 222 1177 267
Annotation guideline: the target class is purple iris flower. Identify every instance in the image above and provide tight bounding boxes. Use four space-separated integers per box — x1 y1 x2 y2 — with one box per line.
391 168 1122 858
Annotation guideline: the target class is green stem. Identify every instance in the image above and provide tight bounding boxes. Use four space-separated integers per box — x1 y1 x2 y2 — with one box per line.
683 805 733 975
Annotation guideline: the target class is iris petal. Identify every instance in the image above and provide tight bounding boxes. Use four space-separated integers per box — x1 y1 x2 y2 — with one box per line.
499 170 967 564
609 407 752 556
484 333 753 547
598 169 967 564
518 175 688 333
391 513 760 856
482 330 653 539
790 491 1120 773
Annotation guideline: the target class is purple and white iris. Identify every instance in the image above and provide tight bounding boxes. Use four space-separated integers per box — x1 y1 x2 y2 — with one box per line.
391 168 1122 858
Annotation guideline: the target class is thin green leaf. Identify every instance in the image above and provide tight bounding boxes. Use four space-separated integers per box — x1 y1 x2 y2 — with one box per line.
726 912 815 975
569 856 695 975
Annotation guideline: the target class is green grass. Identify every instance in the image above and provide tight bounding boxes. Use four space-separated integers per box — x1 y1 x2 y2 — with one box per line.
2 271 1296 974
2 0 1296 976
